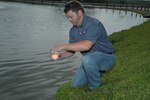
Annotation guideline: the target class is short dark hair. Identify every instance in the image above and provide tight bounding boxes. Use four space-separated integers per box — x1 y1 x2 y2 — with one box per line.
64 0 85 14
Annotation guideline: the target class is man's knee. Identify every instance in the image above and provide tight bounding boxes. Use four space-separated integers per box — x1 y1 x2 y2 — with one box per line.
82 55 94 69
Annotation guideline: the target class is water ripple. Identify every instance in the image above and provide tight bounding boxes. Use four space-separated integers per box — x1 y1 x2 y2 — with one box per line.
0 52 79 100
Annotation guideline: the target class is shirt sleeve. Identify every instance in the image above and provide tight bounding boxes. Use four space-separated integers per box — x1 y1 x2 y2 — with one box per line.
85 21 105 43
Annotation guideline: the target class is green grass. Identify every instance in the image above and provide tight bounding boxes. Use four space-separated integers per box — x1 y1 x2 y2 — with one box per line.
55 19 150 100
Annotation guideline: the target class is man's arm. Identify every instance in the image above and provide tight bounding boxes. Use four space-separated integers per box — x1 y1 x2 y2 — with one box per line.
59 50 75 58
50 40 93 60
51 40 93 52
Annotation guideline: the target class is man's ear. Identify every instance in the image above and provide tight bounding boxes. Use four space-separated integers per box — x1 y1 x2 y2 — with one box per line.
78 10 83 16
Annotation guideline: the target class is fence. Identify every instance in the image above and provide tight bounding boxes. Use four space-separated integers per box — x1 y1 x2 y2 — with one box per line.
1 0 150 12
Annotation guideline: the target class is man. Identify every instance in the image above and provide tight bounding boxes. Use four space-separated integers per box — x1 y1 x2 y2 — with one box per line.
49 0 115 90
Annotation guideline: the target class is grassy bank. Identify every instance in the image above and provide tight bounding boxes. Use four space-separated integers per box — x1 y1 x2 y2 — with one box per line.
55 18 150 99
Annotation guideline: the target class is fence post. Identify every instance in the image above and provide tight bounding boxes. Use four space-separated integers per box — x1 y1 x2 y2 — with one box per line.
140 5 142 10
147 6 149 12
126 4 127 10
120 4 121 9
106 3 108 9
132 5 134 10
144 6 146 11
148 7 149 11
113 4 115 9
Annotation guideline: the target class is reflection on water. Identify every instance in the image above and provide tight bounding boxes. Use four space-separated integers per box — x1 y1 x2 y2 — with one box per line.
0 1 146 100
86 8 145 35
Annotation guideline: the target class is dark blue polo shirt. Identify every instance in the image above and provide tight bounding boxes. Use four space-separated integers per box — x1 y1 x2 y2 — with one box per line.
69 15 115 55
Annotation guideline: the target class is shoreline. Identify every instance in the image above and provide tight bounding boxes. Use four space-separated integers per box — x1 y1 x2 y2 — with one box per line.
0 0 150 17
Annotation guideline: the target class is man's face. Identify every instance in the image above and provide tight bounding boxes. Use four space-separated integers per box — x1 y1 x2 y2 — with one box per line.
66 10 81 26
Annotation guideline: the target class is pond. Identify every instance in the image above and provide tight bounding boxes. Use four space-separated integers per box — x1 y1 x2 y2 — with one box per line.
0 1 146 100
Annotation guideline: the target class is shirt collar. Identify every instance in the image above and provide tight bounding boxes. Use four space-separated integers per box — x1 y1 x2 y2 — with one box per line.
74 15 87 28
80 15 86 27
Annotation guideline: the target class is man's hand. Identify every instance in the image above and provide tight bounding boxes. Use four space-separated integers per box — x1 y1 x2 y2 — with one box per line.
49 49 75 60
49 44 63 60
51 53 59 60
49 51 60 60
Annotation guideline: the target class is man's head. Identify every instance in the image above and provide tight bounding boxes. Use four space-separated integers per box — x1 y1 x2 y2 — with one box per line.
64 0 85 26
64 0 85 14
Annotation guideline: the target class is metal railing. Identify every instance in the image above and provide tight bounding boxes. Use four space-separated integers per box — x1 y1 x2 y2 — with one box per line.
1 0 150 11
